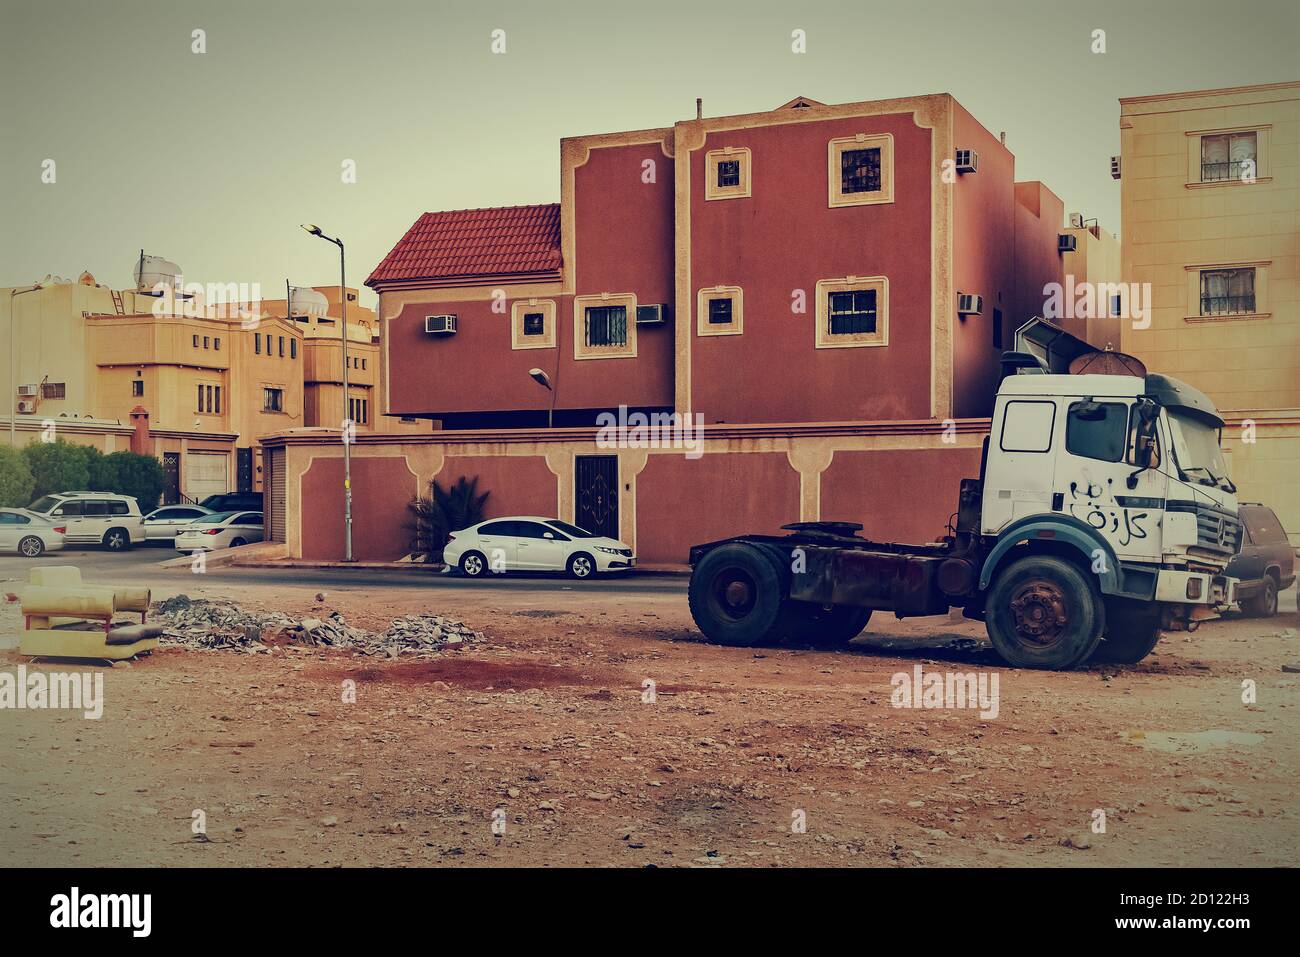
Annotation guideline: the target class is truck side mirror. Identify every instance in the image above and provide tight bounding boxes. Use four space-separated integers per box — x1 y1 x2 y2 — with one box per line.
1126 398 1161 487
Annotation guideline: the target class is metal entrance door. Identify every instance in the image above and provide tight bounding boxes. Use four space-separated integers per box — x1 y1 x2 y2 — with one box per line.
574 455 619 539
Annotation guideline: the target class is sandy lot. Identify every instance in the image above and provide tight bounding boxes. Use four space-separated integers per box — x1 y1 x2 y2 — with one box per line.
2 575 1297 868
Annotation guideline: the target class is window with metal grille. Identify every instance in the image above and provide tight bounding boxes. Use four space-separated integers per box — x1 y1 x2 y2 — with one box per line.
523 312 546 336
1200 132 1256 182
1199 268 1255 316
841 148 881 194
717 160 741 188
584 305 628 347
708 298 733 325
40 382 66 399
263 387 283 412
828 290 877 335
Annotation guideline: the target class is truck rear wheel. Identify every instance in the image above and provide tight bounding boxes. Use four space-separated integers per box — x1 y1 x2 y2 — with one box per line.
1092 600 1162 664
688 543 788 647
782 602 873 647
985 555 1104 669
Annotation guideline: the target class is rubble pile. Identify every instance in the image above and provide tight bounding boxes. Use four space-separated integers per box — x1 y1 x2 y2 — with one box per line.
150 595 481 657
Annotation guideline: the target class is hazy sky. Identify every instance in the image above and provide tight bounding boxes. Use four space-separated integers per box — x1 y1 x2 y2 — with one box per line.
2 0 1296 309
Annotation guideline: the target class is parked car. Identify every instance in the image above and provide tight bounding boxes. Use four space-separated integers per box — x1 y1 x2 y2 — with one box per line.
199 493 264 513
174 511 265 551
443 517 635 579
141 504 214 542
26 492 145 550
1225 503 1297 617
0 508 65 557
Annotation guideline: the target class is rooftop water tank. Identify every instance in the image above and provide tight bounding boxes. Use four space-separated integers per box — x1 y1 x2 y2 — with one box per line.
132 254 182 294
288 286 330 318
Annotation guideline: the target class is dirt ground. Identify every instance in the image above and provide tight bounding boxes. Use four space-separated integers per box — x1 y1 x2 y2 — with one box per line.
2 575 1298 868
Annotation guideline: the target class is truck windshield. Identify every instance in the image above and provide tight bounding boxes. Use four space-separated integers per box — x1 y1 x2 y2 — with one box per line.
1166 410 1230 490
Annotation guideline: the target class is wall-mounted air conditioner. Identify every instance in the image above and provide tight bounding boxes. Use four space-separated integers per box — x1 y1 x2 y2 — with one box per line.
636 304 670 325
17 399 37 414
954 149 979 173
424 315 457 334
16 384 38 396
1068 212 1085 229
957 293 983 316
1110 156 1121 180
1058 234 1078 253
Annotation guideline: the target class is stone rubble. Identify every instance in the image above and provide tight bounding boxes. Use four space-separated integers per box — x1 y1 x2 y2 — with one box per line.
150 594 481 657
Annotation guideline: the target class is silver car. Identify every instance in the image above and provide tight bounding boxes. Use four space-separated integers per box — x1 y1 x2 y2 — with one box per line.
0 508 66 558
141 504 214 542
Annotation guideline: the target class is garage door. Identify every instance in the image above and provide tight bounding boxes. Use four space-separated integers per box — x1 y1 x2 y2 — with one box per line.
185 451 230 503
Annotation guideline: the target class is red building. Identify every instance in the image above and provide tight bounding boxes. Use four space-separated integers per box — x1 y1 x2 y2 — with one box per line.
265 93 1084 564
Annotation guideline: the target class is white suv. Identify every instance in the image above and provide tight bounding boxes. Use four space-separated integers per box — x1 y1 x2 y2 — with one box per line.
27 492 146 550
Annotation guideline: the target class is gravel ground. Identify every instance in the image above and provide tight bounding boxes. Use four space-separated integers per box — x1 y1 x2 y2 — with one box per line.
2 579 1297 867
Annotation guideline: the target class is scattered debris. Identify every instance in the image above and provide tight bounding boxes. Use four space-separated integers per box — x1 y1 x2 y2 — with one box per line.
151 595 482 657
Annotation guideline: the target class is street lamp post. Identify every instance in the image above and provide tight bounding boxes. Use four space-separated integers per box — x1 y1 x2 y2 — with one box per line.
301 224 353 562
8 284 43 447
528 368 554 429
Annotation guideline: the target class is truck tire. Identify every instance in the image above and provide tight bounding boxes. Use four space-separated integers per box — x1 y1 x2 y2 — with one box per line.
1092 599 1162 664
688 543 789 647
985 555 1104 669
782 602 873 647
1241 574 1278 618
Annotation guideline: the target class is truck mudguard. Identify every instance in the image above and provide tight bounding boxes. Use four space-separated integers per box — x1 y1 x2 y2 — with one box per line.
978 515 1122 596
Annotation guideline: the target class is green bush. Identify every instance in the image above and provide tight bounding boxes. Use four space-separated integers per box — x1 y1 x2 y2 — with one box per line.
92 451 166 510
0 446 36 507
22 440 101 500
405 475 490 561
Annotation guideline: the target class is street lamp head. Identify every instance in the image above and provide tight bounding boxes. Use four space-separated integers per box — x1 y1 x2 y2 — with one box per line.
528 368 552 390
301 223 322 236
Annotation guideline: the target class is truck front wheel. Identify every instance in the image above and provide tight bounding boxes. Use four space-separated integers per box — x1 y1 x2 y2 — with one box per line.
985 556 1104 669
1091 599 1162 664
688 543 788 647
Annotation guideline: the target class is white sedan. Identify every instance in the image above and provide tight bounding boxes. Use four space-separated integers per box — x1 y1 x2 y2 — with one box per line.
443 517 635 579
175 511 265 551
0 508 65 558
142 504 214 542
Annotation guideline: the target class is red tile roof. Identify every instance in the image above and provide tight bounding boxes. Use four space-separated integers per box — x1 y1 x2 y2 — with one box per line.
366 204 562 287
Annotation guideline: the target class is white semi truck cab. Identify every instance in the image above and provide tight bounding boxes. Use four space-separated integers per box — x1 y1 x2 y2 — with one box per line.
687 369 1242 669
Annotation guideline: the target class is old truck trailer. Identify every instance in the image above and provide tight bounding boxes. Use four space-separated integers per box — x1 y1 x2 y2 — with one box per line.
686 369 1242 669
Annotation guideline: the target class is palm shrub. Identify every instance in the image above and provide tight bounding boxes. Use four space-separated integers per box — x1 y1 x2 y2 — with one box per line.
406 475 490 561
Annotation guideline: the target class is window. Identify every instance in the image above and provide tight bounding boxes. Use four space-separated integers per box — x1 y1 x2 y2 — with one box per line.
696 285 743 336
214 386 221 414
289 339 296 359
1000 400 1056 453
263 387 283 413
265 333 272 354
1200 131 1256 182
815 277 888 348
479 520 518 537
108 500 129 516
361 358 366 370
193 334 200 348
828 290 877 336
828 134 894 207
214 337 221 351
41 382 65 399
992 308 1004 350
586 306 626 347
81 501 109 517
573 293 636 359
278 336 285 357
0 512 30 524
704 147 752 200
255 335 261 354
1199 268 1255 316
511 299 556 349
348 397 369 425
516 521 564 540
132 380 144 397
1066 401 1127 462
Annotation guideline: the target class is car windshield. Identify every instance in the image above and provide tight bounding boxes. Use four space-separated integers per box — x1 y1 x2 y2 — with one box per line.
546 520 597 538
29 495 62 513
1167 410 1230 489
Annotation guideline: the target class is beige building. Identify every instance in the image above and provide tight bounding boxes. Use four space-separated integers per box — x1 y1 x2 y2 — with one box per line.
1119 81 1300 539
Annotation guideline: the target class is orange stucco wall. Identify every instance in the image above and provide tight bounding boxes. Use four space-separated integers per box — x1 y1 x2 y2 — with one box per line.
300 456 420 561
1011 181 1067 347
434 455 558 519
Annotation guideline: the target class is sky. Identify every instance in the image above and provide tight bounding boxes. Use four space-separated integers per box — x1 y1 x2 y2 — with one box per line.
2 0 1297 309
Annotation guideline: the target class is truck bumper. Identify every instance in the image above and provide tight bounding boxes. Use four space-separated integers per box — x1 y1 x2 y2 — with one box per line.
1154 569 1237 607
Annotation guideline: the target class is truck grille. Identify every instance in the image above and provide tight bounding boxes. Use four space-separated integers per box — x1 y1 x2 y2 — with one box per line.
1169 501 1242 558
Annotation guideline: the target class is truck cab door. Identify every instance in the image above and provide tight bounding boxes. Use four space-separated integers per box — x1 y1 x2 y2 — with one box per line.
981 397 1060 534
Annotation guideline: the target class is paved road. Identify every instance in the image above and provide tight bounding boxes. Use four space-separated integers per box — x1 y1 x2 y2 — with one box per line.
0 543 688 594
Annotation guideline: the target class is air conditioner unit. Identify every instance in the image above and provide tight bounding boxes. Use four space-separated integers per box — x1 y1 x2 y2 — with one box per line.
17 399 37 414
954 149 979 173
16 384 38 396
424 314 457 334
957 293 983 316
1110 155 1121 180
1057 234 1078 253
1069 212 1085 229
636 304 670 325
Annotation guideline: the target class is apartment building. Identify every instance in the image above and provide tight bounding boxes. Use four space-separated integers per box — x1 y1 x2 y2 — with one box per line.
1118 81 1299 536
265 92 1115 562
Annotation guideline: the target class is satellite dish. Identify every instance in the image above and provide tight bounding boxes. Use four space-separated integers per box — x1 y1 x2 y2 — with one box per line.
1069 348 1147 377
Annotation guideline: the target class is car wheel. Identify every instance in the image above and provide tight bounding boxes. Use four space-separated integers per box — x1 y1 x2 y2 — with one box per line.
17 536 45 558
230 537 246 548
985 555 1104 669
567 552 595 579
1241 575 1279 618
459 551 488 578
103 528 132 551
